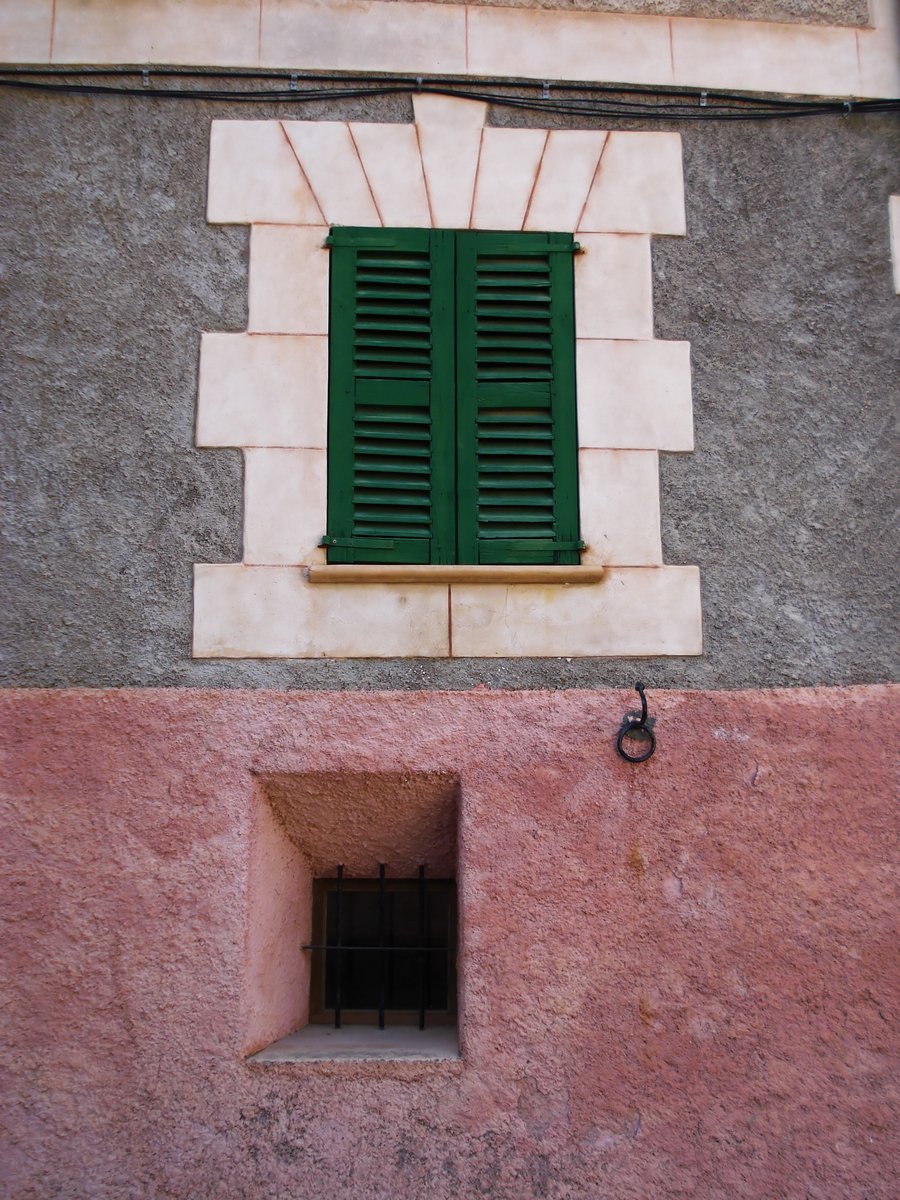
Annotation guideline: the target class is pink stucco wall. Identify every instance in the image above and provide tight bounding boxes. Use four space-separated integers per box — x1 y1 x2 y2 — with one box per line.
2 686 897 1199
245 786 310 1052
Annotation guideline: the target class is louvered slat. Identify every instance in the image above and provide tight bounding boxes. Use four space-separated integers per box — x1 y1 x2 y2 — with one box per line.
474 254 557 545
353 251 432 381
352 389 432 537
350 248 432 545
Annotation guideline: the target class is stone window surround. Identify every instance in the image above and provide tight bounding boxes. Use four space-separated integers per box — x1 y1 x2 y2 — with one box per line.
194 93 702 658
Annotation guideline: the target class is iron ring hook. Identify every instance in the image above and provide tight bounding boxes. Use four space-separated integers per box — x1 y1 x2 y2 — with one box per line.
615 680 656 763
616 721 656 763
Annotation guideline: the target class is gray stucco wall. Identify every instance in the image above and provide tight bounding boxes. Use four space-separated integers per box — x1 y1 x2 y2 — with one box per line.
397 1 871 27
1 90 897 690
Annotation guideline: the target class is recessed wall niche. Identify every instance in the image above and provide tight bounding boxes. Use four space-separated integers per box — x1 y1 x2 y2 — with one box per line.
245 771 459 1056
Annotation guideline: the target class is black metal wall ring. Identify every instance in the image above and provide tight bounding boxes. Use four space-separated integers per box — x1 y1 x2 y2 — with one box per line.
616 681 657 763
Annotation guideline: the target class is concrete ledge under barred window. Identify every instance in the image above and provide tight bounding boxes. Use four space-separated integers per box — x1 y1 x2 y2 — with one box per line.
245 770 460 1063
250 1025 460 1063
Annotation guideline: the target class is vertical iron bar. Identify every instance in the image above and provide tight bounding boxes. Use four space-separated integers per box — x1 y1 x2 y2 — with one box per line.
447 884 453 1022
378 863 386 1031
334 863 343 1030
418 865 427 1031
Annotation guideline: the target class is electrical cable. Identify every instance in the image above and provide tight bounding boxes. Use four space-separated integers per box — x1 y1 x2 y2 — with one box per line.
0 68 897 122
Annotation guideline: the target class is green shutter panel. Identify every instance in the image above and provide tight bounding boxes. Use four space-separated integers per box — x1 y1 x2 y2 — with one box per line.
324 228 455 564
454 231 582 565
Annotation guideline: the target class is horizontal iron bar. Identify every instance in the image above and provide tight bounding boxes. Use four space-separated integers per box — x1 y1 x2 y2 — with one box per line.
302 944 449 952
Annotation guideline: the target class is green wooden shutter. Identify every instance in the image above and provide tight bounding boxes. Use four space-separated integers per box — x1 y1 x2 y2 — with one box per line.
454 231 582 565
324 228 455 564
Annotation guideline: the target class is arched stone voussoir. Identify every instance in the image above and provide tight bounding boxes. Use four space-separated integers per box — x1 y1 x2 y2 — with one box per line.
207 120 323 226
350 122 432 228
412 94 487 229
524 129 609 234
281 120 381 228
579 131 686 237
471 127 548 232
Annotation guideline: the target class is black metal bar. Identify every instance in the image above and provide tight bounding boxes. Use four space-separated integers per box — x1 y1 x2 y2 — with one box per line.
418 865 427 1031
378 863 386 1031
447 892 453 1020
303 944 443 952
334 864 343 1030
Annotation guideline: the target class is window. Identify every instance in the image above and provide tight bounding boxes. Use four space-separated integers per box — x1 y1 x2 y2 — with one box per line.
306 866 457 1030
322 227 583 566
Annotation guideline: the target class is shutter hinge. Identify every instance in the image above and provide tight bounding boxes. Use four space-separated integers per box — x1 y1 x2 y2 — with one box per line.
320 535 397 550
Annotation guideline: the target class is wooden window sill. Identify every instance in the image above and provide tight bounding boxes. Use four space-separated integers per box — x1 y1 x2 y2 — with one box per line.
305 565 605 585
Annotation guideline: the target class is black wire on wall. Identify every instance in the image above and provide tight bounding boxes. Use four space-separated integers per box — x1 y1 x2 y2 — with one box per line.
1 67 898 122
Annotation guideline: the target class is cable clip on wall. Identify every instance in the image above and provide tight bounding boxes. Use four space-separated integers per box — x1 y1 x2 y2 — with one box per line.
616 681 656 763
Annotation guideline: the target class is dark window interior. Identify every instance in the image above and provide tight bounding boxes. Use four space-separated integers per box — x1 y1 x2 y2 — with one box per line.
308 874 456 1027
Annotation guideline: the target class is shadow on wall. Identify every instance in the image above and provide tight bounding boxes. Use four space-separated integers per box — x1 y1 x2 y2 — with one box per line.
245 771 459 1054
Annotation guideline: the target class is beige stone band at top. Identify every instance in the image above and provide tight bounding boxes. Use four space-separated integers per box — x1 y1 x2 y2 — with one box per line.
0 0 897 99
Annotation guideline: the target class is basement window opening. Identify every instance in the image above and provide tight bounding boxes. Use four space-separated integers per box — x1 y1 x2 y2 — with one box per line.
246 770 460 1063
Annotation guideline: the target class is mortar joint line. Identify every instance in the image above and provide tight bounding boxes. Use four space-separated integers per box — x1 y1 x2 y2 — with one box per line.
278 121 327 226
521 129 551 230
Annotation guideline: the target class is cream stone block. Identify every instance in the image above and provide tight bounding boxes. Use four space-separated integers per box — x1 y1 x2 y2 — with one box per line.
243 448 327 566
260 0 467 74
350 123 431 228
579 132 685 237
450 567 702 658
471 128 548 232
207 122 323 226
890 197 900 295
194 565 307 657
196 333 327 448
524 130 608 233
576 340 693 451
467 8 671 88
670 17 858 98
412 95 487 230
193 565 450 657
574 235 653 340
0 0 51 61
578 450 662 567
248 226 329 335
859 0 900 100
52 0 259 66
282 122 381 228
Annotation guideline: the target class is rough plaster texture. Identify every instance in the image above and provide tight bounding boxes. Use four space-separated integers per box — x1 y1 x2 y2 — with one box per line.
1 91 898 688
262 771 459 877
2 685 898 1199
393 0 871 26
246 793 311 1051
